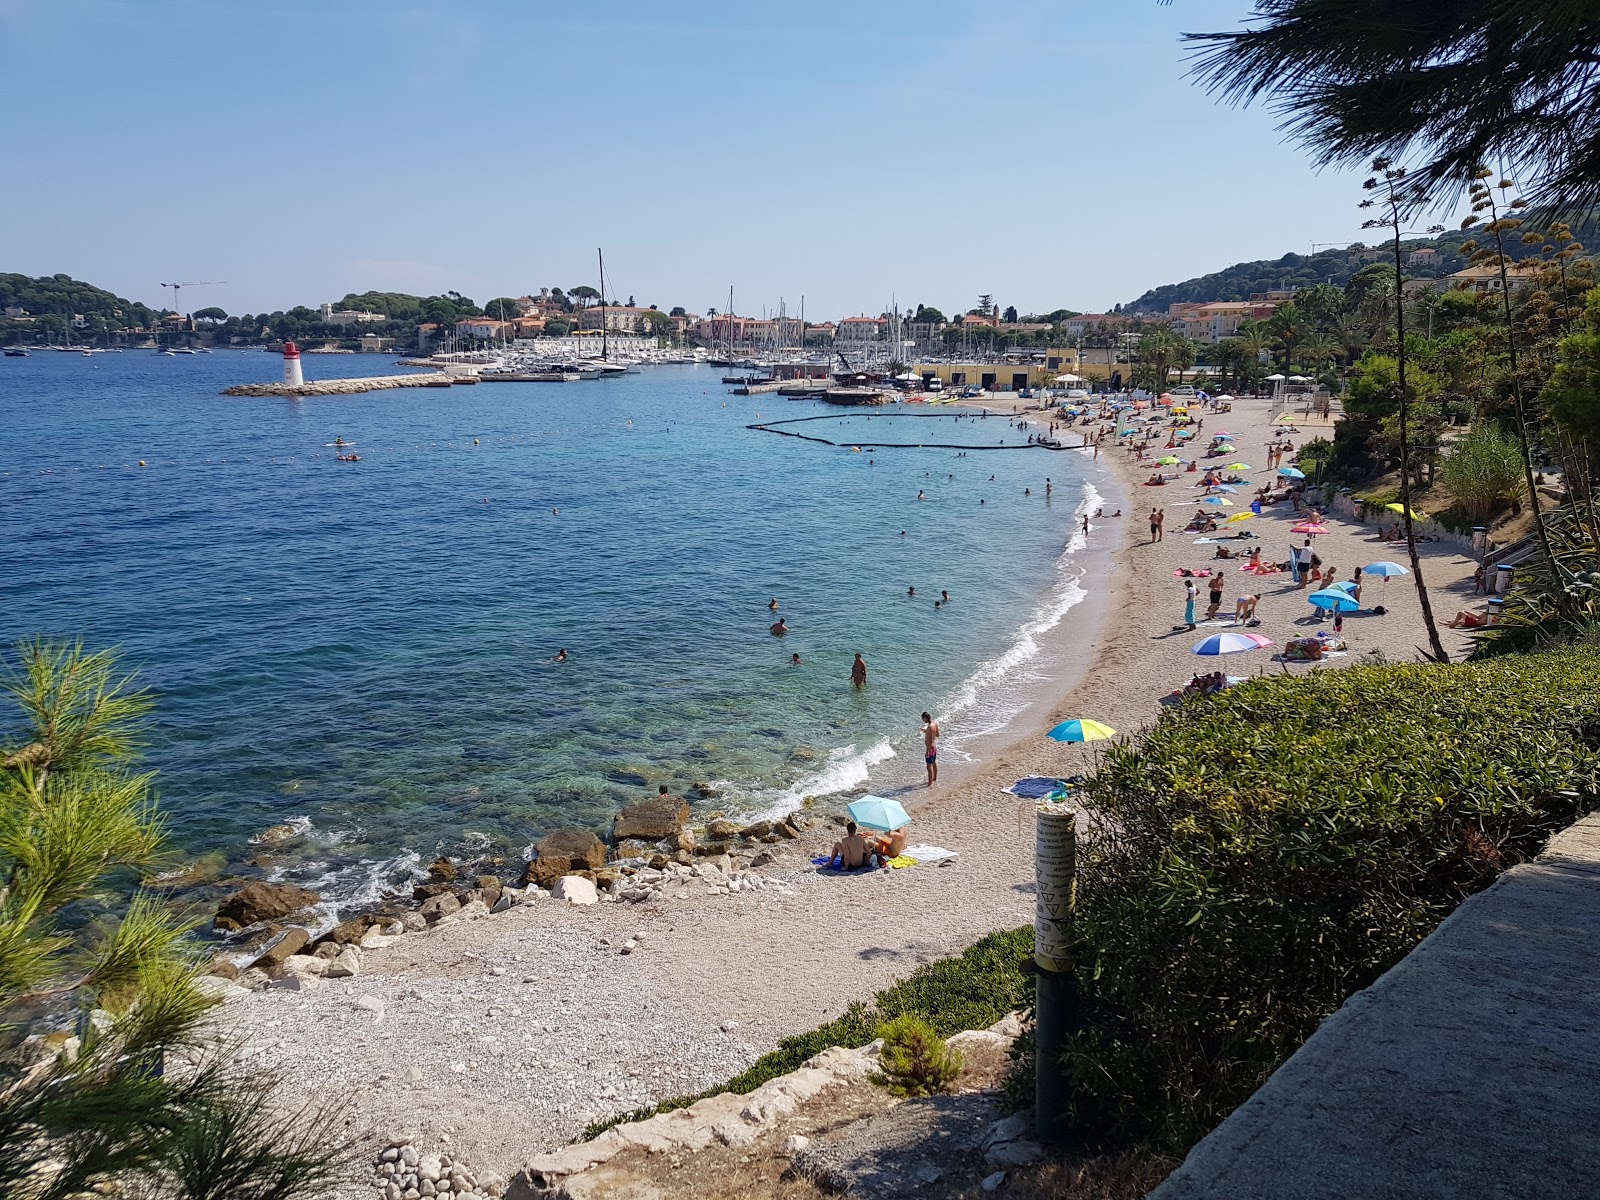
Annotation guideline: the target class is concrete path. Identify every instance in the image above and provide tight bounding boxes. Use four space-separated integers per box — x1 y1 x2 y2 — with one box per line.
1152 812 1600 1200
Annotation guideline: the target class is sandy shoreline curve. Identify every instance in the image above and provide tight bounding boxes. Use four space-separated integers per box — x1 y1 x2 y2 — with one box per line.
219 392 1481 1189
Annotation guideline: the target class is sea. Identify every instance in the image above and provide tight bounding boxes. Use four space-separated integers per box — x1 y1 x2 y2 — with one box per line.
0 351 1103 906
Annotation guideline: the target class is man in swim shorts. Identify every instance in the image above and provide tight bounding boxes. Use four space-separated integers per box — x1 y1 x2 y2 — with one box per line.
831 821 869 869
851 653 868 688
922 711 940 786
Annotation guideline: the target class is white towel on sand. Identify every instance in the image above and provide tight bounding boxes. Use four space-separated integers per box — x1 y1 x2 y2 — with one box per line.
901 844 959 866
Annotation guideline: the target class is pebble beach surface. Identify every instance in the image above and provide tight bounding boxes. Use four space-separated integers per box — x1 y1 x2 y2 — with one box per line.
218 392 1483 1192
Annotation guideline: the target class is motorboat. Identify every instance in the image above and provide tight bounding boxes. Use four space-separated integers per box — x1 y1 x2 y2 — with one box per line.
3 348 29 357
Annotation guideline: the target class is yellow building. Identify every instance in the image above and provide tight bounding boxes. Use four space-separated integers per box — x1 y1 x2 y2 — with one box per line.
913 350 1079 391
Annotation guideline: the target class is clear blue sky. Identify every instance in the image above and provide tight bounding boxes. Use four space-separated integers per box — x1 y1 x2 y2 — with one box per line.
3 0 1398 319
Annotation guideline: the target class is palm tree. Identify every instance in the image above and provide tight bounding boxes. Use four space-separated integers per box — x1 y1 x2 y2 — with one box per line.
1267 304 1309 370
1185 0 1600 215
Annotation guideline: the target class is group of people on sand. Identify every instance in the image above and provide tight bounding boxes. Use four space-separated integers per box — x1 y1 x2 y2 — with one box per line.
829 819 908 871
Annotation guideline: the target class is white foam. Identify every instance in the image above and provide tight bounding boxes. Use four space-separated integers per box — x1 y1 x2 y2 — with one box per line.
739 738 897 821
934 481 1100 741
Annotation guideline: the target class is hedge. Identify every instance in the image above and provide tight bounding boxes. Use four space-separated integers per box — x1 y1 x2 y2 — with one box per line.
1055 646 1600 1149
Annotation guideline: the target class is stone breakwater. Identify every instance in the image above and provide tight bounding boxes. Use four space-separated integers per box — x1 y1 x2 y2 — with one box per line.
221 374 451 397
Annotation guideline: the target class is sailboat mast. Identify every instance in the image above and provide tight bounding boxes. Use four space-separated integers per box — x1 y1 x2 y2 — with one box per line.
598 247 608 362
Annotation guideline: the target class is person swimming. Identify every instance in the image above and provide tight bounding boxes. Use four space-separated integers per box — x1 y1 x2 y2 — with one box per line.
768 597 779 611
770 617 789 636
907 586 917 597
553 649 568 662
791 652 801 665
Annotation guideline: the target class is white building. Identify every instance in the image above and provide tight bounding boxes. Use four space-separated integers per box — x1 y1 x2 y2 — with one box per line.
320 303 386 326
836 316 884 342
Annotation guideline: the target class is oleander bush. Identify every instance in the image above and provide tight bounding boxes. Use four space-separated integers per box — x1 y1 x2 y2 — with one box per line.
873 1014 963 1097
582 926 1031 1139
1048 646 1600 1150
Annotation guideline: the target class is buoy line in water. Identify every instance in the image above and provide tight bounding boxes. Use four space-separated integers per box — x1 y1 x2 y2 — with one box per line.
746 410 1080 452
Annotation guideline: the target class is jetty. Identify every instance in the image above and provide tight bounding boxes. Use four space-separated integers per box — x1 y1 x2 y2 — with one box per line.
222 373 451 398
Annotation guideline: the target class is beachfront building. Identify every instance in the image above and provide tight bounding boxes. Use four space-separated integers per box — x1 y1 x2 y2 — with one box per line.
1403 261 1541 297
836 316 885 342
1168 300 1280 344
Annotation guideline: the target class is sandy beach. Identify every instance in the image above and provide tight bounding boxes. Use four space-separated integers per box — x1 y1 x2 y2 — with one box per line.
220 392 1484 1189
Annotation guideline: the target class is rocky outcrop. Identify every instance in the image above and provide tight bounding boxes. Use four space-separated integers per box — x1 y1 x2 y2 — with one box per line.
524 830 606 888
213 882 320 932
612 795 690 843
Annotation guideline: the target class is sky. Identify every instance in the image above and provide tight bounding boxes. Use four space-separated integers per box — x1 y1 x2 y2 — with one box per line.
2 0 1417 320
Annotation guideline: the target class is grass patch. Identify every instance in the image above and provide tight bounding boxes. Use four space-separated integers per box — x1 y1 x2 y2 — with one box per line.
580 926 1032 1140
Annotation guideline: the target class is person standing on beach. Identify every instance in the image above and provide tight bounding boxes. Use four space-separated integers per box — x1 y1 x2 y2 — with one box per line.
1206 569 1226 621
851 653 868 688
1154 508 1165 542
921 711 940 786
1184 579 1198 630
1081 514 1090 536
1149 508 1160 543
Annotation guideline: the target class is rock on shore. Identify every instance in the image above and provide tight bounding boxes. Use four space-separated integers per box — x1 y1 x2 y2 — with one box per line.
523 830 606 888
214 881 321 931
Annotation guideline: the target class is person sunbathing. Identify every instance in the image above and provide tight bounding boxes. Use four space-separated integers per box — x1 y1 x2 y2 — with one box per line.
1446 610 1490 628
870 827 909 863
830 821 871 869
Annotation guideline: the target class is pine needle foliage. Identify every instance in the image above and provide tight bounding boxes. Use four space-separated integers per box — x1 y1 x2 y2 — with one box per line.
873 1015 964 1098
0 641 349 1200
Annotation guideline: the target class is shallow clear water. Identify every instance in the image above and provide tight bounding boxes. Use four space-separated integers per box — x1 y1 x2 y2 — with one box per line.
1 352 1096 898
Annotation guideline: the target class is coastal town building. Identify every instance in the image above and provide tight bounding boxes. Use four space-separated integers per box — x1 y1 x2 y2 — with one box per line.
454 317 512 341
1168 300 1279 344
1064 313 1137 338
1404 261 1540 297
319 303 386 326
836 316 886 341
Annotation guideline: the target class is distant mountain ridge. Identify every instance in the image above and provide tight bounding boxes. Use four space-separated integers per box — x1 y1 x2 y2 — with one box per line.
1118 227 1577 313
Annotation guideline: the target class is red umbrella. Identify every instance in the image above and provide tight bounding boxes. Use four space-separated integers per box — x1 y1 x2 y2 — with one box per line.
1291 522 1330 535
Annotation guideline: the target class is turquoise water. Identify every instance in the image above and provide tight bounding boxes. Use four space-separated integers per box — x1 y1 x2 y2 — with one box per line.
1 352 1098 901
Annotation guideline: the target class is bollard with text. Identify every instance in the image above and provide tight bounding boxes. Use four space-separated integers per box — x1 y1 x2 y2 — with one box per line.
1034 802 1077 1143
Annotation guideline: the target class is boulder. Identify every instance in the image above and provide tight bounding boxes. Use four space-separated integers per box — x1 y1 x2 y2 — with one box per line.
612 794 690 843
428 857 458 882
550 876 598 906
749 849 781 869
401 910 428 933
420 893 461 923
280 954 329 979
706 819 741 839
325 916 376 945
208 957 241 981
235 967 270 990
774 820 800 840
213 882 321 932
739 820 773 840
325 946 362 979
412 881 455 902
693 840 732 858
313 940 343 959
525 829 606 888
249 927 310 970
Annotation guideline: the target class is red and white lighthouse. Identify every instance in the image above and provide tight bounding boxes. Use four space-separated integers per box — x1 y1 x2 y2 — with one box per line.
282 340 304 387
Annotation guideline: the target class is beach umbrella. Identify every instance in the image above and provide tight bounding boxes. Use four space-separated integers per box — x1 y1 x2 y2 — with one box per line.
1332 580 1357 594
1308 588 1360 612
1212 484 1240 493
1226 462 1252 470
1201 496 1235 506
1290 522 1330 535
1362 561 1409 580
1046 718 1116 743
1225 511 1254 524
1213 444 1236 453
1156 455 1182 465
1215 393 1234 402
847 795 911 832
1212 431 1234 439
1385 502 1427 519
1192 631 1272 655
1175 429 1194 438
1278 466 1306 479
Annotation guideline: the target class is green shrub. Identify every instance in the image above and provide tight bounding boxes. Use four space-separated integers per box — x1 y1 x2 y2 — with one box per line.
582 926 1032 1139
874 1015 963 1097
1438 422 1526 520
1473 504 1600 657
1052 648 1600 1150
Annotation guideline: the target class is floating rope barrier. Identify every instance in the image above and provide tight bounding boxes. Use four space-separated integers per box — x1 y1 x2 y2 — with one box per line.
746 411 1082 452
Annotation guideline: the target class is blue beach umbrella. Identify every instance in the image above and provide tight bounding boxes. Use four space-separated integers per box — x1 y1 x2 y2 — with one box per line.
1192 631 1272 655
1362 561 1409 578
847 795 911 832
1308 588 1360 612
1200 496 1234 506
1333 580 1357 594
1047 718 1117 743
1278 466 1306 479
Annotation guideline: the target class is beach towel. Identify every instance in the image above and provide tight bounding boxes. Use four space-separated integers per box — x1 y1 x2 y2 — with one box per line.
1003 776 1065 799
810 855 880 875
885 855 917 869
901 844 959 866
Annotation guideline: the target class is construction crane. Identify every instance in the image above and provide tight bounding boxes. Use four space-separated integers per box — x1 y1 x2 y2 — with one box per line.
159 281 226 313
